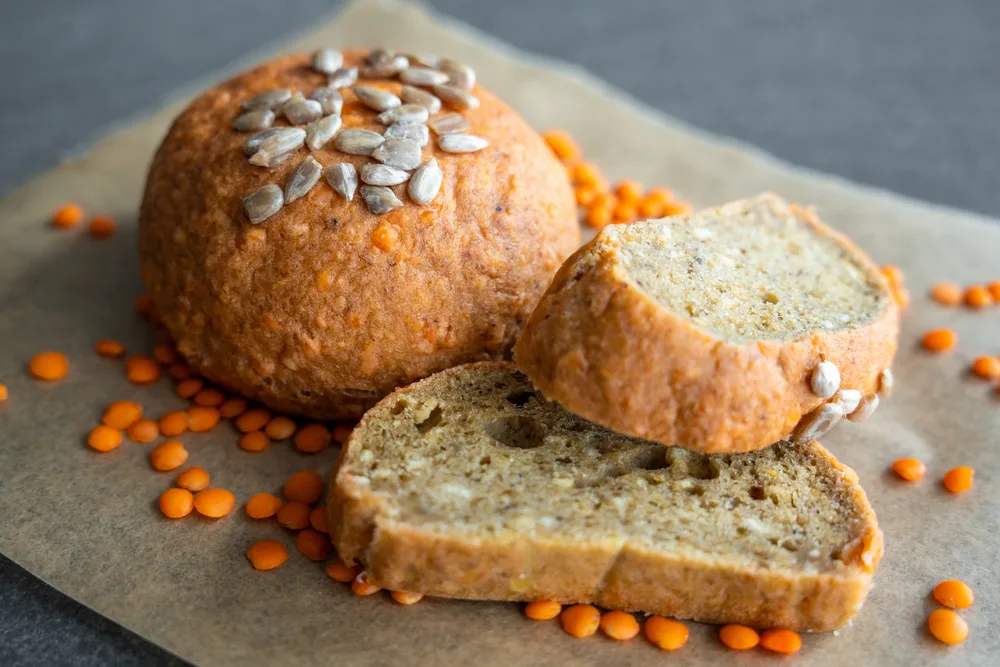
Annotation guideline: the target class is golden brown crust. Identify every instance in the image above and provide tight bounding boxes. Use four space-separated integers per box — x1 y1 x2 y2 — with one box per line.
513 194 899 453
139 52 579 419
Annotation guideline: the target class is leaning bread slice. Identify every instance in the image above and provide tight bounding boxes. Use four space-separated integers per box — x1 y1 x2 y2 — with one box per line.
513 193 899 453
329 362 882 632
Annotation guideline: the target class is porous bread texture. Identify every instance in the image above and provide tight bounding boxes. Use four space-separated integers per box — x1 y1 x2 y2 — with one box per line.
139 51 579 420
514 193 899 453
329 362 883 632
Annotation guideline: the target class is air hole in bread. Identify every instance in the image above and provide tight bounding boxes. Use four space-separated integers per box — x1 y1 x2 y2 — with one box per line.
486 416 545 449
749 485 766 501
505 391 535 408
391 398 410 415
479 455 491 466
684 458 721 481
415 406 443 434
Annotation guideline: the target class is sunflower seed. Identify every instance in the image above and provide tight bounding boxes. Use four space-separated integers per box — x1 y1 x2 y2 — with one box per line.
360 163 411 186
241 88 292 111
243 184 283 223
327 67 359 89
353 86 402 112
810 361 841 399
847 393 880 422
427 112 468 135
438 58 476 90
366 47 394 66
372 138 422 170
408 158 442 205
283 98 323 125
232 109 275 132
791 403 843 444
406 53 439 68
437 133 489 153
248 128 306 166
333 129 385 156
431 84 479 110
400 85 442 114
284 156 323 204
312 48 344 74
310 86 344 115
831 389 862 415
878 368 894 397
324 163 358 202
243 128 285 156
360 185 403 215
361 55 409 78
399 67 449 86
377 104 429 126
306 114 342 151
383 122 429 146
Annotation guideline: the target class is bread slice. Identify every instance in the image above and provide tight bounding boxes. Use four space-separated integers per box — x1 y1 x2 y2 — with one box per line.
513 193 899 453
329 362 882 632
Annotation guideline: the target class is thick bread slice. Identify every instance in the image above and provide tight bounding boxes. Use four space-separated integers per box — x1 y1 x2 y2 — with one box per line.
329 362 883 632
513 193 899 453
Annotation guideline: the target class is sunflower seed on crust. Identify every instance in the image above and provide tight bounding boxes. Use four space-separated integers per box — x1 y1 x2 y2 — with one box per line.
400 86 442 114
810 361 841 399
333 129 385 156
427 112 468 135
361 55 409 78
366 47 394 66
408 158 443 205
847 393 880 422
360 163 411 187
431 84 479 110
323 163 358 202
310 86 344 115
878 368 894 397
284 156 323 204
372 138 422 170
243 128 285 156
360 185 403 215
353 86 402 112
243 184 283 223
438 58 476 90
232 109 275 132
312 48 344 74
377 104 429 126
283 99 323 125
831 389 862 415
399 67 450 87
406 53 439 68
383 122 429 146
791 403 844 444
241 88 292 111
327 67 359 89
305 115 342 151
248 128 307 166
437 133 489 153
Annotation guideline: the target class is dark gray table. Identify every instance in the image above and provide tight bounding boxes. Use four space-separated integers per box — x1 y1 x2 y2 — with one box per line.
1 1 997 664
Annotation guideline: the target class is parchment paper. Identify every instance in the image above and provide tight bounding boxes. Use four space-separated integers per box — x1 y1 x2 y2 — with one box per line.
1 1 997 665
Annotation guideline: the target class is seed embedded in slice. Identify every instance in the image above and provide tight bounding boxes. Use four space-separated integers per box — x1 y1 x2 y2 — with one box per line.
431 84 480 110
399 67 450 87
438 58 476 90
241 88 292 111
353 86 402 112
792 403 844 444
377 104 430 126
333 129 385 156
427 112 469 135
408 158 443 206
283 99 323 125
285 156 323 204
361 55 409 78
847 393 880 422
243 184 283 223
383 122 429 147
248 128 307 167
372 138 422 170
243 128 285 156
327 67 359 89
360 185 403 215
232 109 275 132
400 86 442 114
306 114 342 151
360 163 411 187
310 86 344 115
437 133 489 154
324 163 358 202
312 48 344 74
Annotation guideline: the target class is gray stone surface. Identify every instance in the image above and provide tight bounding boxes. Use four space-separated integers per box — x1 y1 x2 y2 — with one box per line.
0 0 997 664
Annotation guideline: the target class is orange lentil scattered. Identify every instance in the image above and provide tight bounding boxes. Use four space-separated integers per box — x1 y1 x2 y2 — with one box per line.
575 186 599 208
600 611 640 640
971 356 1000 379
265 416 297 440
893 286 911 310
219 397 249 419
193 388 226 407
158 411 188 437
152 344 177 365
193 488 235 518
351 573 381 596
719 625 759 650
176 466 210 492
943 466 974 493
663 201 692 216
284 470 324 504
614 180 643 203
759 629 802 654
927 609 968 645
644 616 689 651
127 419 159 444
150 440 188 471
158 488 194 519
276 501 311 530
585 205 612 229
560 604 601 638
647 187 673 203
390 591 424 605
570 162 601 187
168 363 193 381
612 201 637 223
296 528 333 561
989 281 1000 301
245 493 283 519
89 215 116 239
0 383 7 402
187 406 221 432
880 265 904 288
637 195 666 218
293 423 332 454
29 352 69 381
309 506 329 533
175 378 204 399
933 580 974 609
524 600 562 621
963 285 993 309
235 408 271 433
94 339 126 358
125 355 161 384
930 282 962 306
891 458 926 481
542 130 579 162
239 431 271 452
246 539 288 571
102 400 143 429
87 425 123 452
332 423 355 444
922 328 957 352
52 203 84 229
325 558 362 583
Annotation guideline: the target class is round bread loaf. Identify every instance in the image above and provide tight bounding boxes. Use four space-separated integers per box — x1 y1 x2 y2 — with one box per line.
139 49 579 419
